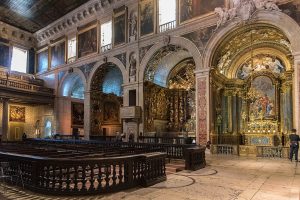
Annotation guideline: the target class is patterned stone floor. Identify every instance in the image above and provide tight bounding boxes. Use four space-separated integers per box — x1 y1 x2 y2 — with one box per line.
0 153 300 200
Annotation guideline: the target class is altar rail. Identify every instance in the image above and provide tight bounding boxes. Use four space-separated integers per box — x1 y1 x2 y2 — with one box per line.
138 136 196 145
0 148 166 195
256 146 289 158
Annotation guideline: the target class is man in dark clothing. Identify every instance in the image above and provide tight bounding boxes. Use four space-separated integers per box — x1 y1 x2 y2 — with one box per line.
289 129 300 162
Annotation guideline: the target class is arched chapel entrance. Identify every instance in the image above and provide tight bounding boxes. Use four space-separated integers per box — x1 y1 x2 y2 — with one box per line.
209 23 294 156
89 63 123 137
143 45 196 139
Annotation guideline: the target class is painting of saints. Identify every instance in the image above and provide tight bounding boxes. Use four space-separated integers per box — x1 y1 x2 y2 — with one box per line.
140 0 154 36
78 27 98 58
180 0 225 23
249 76 276 119
114 13 126 46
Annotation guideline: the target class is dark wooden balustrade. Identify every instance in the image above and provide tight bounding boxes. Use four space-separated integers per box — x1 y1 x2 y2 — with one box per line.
23 139 206 171
0 143 166 195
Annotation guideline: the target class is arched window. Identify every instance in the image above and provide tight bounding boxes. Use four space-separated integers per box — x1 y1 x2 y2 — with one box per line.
44 120 52 138
102 66 123 96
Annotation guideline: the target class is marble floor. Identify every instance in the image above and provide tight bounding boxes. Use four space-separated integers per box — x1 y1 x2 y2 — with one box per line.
0 153 299 200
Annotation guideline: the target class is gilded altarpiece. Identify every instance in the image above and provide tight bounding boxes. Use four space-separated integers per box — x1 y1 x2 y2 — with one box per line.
143 59 196 136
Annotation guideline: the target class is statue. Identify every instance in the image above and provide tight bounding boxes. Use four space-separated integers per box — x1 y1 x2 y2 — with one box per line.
253 0 280 11
215 0 280 30
129 53 137 82
129 12 137 42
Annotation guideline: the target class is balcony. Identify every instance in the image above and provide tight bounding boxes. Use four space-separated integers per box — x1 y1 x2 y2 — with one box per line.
120 106 142 119
159 20 176 33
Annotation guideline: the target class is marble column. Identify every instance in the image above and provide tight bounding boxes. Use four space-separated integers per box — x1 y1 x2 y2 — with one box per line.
2 98 9 141
84 91 91 140
195 69 210 146
293 54 300 131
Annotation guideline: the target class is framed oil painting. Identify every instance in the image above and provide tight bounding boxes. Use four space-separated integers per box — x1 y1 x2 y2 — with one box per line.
9 106 25 122
77 25 98 58
36 48 49 73
103 101 119 122
179 0 226 24
249 76 276 120
0 43 10 68
51 40 66 68
113 6 127 46
71 102 84 127
139 0 155 37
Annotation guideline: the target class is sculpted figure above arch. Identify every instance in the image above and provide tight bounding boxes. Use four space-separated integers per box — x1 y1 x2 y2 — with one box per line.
215 0 281 29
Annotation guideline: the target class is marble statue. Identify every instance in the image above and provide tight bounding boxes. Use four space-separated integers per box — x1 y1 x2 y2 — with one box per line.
129 53 137 82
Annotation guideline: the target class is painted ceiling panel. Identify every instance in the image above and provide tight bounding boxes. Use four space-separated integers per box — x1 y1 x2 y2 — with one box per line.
0 0 89 33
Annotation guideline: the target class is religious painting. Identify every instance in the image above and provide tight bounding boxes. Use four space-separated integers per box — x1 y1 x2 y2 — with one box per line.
36 49 49 73
249 76 276 120
9 106 25 122
140 0 155 37
51 41 65 68
0 43 10 68
237 55 285 80
180 0 225 23
77 25 98 58
113 6 127 46
103 101 119 122
71 102 84 127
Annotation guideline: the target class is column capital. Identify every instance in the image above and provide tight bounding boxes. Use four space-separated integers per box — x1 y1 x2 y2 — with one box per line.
195 68 210 77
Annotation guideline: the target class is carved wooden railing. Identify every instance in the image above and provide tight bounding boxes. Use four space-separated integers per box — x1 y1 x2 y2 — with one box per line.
24 139 206 171
0 149 166 195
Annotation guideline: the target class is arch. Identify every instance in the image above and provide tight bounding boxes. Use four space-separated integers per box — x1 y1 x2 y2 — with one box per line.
139 36 203 82
204 10 300 69
87 57 127 91
58 68 87 98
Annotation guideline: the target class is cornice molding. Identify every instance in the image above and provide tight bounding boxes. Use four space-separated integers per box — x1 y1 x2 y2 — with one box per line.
34 0 132 44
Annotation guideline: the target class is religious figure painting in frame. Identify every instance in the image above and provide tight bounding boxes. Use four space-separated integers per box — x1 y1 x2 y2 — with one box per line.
77 25 98 58
249 76 276 120
71 102 84 127
9 106 25 122
179 0 226 24
103 101 119 122
36 49 49 73
51 40 66 68
140 0 155 37
0 43 10 68
113 7 127 46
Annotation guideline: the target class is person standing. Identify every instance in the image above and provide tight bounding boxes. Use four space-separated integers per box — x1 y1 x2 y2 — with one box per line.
289 129 300 162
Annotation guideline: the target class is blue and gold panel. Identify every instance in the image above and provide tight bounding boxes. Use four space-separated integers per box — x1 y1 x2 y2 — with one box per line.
250 136 270 146
36 49 49 73
51 41 65 68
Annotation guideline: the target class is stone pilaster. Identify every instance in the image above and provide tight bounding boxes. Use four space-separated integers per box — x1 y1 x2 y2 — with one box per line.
84 91 91 140
195 69 210 146
2 98 9 141
293 54 300 131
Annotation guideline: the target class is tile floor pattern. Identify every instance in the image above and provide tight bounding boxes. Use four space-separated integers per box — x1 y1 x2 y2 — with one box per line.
0 153 300 200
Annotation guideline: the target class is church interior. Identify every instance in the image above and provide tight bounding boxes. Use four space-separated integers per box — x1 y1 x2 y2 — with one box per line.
0 0 300 199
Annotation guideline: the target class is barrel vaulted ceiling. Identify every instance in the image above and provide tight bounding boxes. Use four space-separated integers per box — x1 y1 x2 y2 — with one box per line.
0 0 89 33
